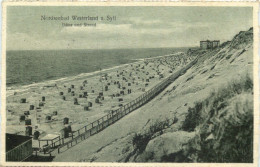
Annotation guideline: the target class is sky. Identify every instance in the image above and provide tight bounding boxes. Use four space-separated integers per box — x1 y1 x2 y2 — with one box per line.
6 6 253 50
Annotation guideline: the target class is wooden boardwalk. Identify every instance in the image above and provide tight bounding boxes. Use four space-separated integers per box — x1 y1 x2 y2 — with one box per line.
45 58 198 155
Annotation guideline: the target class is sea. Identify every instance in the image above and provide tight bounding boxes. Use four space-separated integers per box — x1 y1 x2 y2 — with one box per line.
6 48 189 87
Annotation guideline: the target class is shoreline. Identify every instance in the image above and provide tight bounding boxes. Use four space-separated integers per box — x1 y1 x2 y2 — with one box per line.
6 60 142 97
6 50 191 148
6 52 183 97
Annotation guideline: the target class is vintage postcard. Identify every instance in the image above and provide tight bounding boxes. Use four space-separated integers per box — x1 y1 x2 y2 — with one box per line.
1 2 259 167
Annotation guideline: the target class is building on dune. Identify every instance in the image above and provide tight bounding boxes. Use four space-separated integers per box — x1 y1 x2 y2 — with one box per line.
200 40 220 49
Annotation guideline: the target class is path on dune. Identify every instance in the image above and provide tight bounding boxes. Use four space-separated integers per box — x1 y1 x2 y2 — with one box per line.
51 58 197 161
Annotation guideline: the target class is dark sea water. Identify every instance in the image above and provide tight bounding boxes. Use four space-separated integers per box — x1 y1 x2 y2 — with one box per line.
6 48 188 87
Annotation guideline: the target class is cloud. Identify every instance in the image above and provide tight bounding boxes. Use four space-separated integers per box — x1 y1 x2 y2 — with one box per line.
61 23 132 34
7 32 74 50
60 22 182 39
6 16 250 50
127 17 163 25
7 33 38 50
6 6 252 50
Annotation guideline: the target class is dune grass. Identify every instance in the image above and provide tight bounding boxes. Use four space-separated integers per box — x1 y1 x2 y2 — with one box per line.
181 74 253 162
132 119 170 153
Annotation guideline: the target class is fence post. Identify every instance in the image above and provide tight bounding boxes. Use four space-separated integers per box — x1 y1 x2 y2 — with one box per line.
58 136 61 146
112 113 115 122
97 120 100 132
102 117 104 129
107 115 110 125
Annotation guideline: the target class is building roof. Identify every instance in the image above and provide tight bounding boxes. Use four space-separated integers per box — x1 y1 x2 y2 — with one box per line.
39 134 60 141
200 40 220 42
6 133 32 152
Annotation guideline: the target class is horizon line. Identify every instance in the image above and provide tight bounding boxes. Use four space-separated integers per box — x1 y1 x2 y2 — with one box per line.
6 46 199 52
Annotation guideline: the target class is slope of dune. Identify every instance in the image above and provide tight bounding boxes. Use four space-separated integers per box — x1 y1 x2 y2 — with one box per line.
53 27 253 162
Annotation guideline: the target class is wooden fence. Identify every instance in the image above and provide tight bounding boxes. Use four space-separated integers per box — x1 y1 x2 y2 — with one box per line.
48 58 198 154
6 139 33 161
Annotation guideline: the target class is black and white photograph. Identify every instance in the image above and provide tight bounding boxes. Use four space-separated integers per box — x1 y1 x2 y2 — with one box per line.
1 3 259 166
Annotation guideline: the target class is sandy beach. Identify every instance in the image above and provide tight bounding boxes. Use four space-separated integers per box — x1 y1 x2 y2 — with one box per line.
6 52 193 143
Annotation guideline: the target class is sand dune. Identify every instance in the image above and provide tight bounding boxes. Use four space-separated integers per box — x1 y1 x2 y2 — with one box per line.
53 28 253 162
